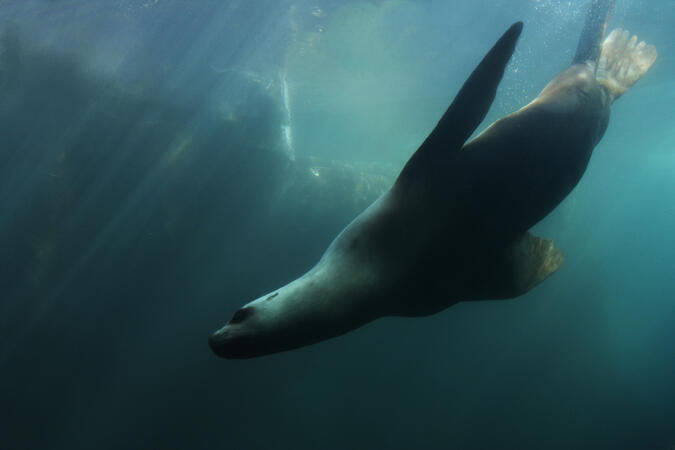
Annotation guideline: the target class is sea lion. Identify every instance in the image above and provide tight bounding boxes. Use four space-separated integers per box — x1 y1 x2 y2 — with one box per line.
209 4 657 358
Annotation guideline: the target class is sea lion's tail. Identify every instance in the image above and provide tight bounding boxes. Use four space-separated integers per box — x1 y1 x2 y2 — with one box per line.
572 0 616 66
596 29 658 101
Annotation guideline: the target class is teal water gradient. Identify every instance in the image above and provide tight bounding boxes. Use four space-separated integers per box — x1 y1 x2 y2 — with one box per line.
0 1 673 449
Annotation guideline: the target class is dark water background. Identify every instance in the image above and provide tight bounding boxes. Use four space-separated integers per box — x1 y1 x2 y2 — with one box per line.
1 1 673 449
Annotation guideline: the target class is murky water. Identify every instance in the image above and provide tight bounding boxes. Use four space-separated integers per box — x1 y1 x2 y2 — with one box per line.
1 1 673 449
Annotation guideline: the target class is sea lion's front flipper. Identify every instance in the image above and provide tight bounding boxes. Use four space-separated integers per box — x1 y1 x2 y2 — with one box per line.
477 233 564 300
397 22 522 183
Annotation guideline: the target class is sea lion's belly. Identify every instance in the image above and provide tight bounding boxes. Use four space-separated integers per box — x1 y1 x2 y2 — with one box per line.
452 64 610 236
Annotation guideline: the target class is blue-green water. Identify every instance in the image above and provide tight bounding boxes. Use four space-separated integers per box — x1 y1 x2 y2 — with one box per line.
1 1 673 449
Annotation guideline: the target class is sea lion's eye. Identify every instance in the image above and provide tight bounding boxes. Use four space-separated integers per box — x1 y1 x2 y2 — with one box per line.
229 307 253 324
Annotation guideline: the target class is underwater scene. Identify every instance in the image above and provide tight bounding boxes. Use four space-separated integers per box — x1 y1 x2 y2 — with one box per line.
1 0 673 449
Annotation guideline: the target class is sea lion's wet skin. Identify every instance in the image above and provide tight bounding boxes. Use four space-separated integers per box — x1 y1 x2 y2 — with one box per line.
209 4 656 359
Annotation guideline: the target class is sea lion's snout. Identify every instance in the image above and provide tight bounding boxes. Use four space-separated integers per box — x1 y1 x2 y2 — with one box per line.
209 306 254 357
209 306 268 358
208 328 232 358
208 326 257 359
209 306 256 356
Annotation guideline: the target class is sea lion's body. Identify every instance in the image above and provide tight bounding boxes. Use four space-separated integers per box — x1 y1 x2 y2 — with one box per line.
209 2 657 359
455 64 610 237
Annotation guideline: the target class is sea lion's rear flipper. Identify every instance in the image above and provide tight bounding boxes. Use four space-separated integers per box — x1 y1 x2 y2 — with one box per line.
571 0 657 101
477 233 564 300
397 22 522 184
572 0 616 66
596 29 657 102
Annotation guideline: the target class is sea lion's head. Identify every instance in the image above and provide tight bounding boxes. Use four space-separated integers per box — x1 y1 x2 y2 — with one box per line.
208 290 296 359
209 257 383 359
